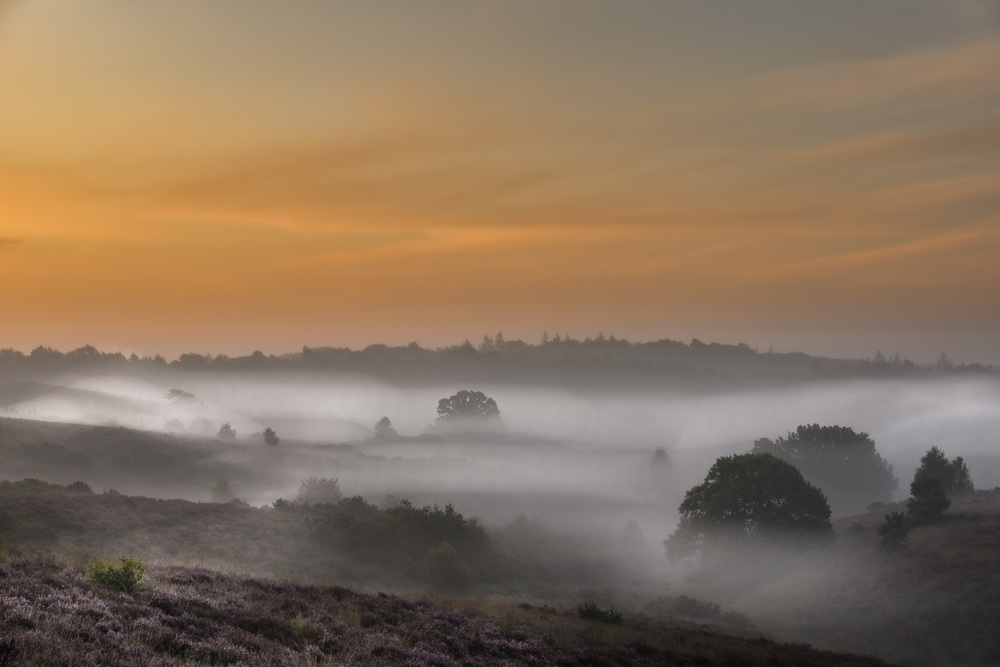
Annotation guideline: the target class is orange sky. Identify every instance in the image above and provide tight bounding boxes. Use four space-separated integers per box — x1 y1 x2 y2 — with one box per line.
2 1 999 363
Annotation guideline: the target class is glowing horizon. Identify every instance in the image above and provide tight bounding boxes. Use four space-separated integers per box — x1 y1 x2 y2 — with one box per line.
2 1 999 364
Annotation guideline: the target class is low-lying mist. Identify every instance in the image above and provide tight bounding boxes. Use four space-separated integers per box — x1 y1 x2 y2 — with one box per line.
3 363 1000 666
4 369 999 523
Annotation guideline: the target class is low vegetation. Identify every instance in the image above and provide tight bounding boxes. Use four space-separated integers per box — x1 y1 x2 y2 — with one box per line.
0 545 897 667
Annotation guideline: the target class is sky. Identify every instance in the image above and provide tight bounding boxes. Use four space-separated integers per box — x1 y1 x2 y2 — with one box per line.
1 1 999 363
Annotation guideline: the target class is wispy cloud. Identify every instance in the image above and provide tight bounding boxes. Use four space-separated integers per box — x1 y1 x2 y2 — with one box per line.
742 40 1000 111
788 118 1000 166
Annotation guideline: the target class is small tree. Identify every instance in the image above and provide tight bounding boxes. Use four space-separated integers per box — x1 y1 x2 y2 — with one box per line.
908 473 950 524
877 511 909 552
912 446 974 498
297 477 343 505
262 427 280 446
436 390 500 422
165 388 197 403
374 416 398 440
217 422 237 440
211 477 235 503
665 452 833 561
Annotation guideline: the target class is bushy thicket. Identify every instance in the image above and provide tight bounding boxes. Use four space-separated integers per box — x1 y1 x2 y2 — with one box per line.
85 555 147 595
577 599 623 624
0 478 92 493
306 496 489 583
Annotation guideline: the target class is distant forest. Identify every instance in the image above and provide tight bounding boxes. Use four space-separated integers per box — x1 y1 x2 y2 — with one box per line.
1 335 994 390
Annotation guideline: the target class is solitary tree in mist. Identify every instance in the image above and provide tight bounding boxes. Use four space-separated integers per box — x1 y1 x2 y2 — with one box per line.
436 390 501 422
262 427 280 446
374 416 398 440
296 477 342 505
665 452 833 561
752 424 897 516
905 446 973 524
165 388 198 403
217 422 236 440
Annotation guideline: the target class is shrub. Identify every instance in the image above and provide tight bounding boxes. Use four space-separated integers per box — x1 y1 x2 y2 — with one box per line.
211 477 235 503
577 600 623 624
262 427 280 446
65 481 93 494
424 541 472 592
85 555 147 595
877 511 909 552
217 422 237 440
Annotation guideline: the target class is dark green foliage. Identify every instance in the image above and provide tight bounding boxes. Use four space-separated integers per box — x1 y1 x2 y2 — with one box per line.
577 599 623 624
436 390 500 421
424 541 472 592
665 452 833 561
752 424 897 515
908 473 950 524
85 555 147 595
262 427 280 446
877 512 909 551
309 497 488 580
912 446 974 499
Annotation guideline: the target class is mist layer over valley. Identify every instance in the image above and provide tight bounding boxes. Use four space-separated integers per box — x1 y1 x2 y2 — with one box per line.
2 340 999 665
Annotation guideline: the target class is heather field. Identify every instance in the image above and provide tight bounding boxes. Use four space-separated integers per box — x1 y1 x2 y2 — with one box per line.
0 545 896 667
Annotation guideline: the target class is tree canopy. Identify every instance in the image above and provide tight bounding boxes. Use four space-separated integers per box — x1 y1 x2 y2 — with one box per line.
911 446 974 499
752 424 897 516
665 452 833 561
436 390 500 421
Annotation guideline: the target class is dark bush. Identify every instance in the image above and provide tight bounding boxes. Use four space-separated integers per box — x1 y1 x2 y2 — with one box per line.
577 600 623 624
877 511 909 552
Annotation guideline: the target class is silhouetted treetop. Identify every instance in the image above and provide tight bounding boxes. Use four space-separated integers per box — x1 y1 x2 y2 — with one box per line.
436 390 500 421
665 452 833 561
752 424 897 516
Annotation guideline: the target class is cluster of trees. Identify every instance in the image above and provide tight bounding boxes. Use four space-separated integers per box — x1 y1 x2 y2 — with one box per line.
303 496 488 589
878 446 974 551
5 340 993 386
752 425 897 516
664 422 978 561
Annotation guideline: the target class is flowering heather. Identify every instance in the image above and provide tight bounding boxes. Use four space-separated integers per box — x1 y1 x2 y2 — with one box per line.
0 546 897 667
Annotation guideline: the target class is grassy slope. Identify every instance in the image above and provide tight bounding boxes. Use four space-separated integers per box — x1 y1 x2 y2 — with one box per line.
680 495 1000 667
0 546 895 667
2 416 999 665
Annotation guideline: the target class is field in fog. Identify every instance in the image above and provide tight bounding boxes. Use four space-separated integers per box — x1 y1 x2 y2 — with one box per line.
2 345 1000 666
3 366 999 518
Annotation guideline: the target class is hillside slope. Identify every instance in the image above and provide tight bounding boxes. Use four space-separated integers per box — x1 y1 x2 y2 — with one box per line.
0 546 896 667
